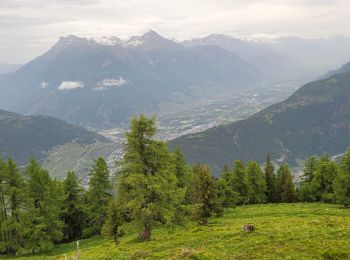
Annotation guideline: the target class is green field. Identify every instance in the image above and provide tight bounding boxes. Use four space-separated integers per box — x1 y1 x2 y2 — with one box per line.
16 203 350 260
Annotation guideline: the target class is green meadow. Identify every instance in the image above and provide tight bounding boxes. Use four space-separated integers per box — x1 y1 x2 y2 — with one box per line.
16 203 350 260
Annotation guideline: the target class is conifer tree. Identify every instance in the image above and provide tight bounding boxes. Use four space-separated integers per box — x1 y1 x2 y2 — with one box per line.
245 161 266 204
311 156 337 202
61 171 85 242
86 157 112 236
172 148 193 223
303 156 318 183
3 159 25 255
0 159 25 255
0 158 7 253
173 148 192 189
218 165 237 207
334 148 350 207
117 115 184 240
102 200 123 245
299 156 318 202
276 164 296 203
264 154 276 203
25 160 63 253
191 164 221 225
231 160 247 204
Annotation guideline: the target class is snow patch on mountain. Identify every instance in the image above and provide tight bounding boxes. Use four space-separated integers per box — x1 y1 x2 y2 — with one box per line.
58 81 84 91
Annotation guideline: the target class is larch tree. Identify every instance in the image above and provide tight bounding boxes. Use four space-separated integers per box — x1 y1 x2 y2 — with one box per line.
86 157 112 236
116 115 184 240
102 199 123 245
299 156 318 202
1 159 25 255
231 160 247 204
264 154 276 203
191 164 221 225
334 148 350 207
61 171 85 242
218 165 237 208
311 156 337 203
245 161 266 204
25 159 63 254
276 164 296 203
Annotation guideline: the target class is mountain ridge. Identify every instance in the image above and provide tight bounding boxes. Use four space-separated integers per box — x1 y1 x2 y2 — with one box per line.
0 109 109 166
0 31 261 128
169 65 350 174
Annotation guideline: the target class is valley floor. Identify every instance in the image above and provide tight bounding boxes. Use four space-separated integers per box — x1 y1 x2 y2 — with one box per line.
15 203 350 260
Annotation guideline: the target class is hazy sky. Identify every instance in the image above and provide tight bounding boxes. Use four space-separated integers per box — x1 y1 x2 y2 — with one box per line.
1 0 350 63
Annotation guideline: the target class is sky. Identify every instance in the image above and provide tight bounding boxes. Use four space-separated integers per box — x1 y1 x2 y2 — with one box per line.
1 0 350 64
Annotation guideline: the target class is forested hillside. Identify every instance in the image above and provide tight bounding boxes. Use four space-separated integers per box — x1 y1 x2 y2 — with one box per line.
1 115 350 258
0 109 108 165
170 68 350 174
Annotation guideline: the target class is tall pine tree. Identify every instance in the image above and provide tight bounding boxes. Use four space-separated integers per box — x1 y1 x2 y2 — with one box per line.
191 164 221 225
86 157 112 236
102 200 123 245
245 161 266 204
334 148 350 207
117 115 184 240
276 164 296 203
1 159 25 255
264 154 276 203
25 160 63 253
61 171 85 242
311 156 337 203
299 156 318 202
231 160 247 204
218 165 238 208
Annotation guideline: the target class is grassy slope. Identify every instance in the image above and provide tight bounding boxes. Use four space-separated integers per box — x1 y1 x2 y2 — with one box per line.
17 203 350 259
43 142 119 180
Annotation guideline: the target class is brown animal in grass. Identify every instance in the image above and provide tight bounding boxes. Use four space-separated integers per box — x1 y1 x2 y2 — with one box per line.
243 224 255 232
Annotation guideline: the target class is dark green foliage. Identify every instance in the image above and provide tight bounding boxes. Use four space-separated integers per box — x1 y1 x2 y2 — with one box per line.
85 157 112 236
0 159 25 255
117 115 184 240
303 156 318 183
276 164 296 203
231 160 247 204
311 156 337 203
245 161 266 204
300 155 337 203
61 171 85 242
102 200 123 245
173 147 192 189
25 159 63 253
299 156 318 202
191 164 221 225
334 148 350 207
218 166 238 208
264 154 276 203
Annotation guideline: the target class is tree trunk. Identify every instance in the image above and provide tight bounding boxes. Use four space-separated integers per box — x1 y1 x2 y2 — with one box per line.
113 227 119 245
138 226 151 241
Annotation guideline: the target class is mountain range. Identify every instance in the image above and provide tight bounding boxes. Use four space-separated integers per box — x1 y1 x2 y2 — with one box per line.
170 62 350 175
0 31 263 128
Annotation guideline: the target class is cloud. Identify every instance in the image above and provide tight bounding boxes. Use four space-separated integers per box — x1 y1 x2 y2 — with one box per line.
40 81 49 88
94 77 128 91
58 81 84 90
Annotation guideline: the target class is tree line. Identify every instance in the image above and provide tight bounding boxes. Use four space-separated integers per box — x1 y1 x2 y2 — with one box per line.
1 114 350 256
